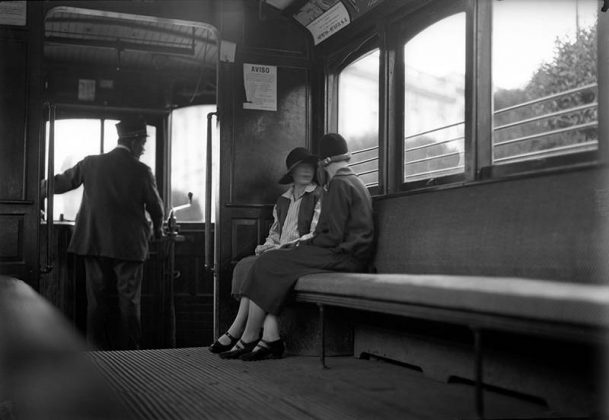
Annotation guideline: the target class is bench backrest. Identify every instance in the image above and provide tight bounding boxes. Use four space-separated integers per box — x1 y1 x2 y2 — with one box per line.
373 169 608 284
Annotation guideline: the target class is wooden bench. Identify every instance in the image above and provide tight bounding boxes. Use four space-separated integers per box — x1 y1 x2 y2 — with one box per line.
293 272 609 418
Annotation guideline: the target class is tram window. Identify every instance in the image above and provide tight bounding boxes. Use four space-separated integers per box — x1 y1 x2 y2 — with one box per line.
338 48 380 189
45 119 99 221
170 104 217 223
403 12 465 184
492 0 598 165
45 119 157 221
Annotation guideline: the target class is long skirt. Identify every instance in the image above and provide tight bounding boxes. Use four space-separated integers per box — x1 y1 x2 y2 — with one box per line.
241 245 364 315
231 255 259 299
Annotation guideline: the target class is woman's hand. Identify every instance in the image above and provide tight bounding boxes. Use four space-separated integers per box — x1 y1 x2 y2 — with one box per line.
255 243 276 255
277 239 298 250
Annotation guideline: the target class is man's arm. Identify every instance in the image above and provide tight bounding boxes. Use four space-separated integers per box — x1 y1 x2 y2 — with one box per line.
40 160 85 199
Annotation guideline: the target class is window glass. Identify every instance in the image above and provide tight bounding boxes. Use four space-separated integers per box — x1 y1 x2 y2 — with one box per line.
103 119 157 174
170 105 218 222
403 13 466 183
338 49 379 188
45 119 100 221
492 0 598 164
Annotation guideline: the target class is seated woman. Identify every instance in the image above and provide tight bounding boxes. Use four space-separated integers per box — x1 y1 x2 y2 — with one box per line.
220 133 374 361
209 147 323 354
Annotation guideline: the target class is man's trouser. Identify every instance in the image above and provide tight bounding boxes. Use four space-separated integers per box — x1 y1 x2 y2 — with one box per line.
83 256 143 350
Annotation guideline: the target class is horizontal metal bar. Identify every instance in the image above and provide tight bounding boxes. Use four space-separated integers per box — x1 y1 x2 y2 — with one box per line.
404 120 464 141
494 83 597 115
493 140 598 163
405 150 463 165
494 121 598 147
494 102 598 131
349 156 378 166
405 135 465 152
364 182 379 188
356 168 379 176
351 145 379 155
45 35 195 56
405 164 464 178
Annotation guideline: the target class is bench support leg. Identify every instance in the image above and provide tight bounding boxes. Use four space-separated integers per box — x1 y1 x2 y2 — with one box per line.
318 303 328 369
473 328 484 420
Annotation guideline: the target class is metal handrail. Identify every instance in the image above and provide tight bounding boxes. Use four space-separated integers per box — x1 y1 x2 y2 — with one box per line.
405 150 463 165
404 120 465 141
351 145 379 155
494 140 598 163
494 102 597 131
405 135 465 152
356 168 379 176
349 156 378 166
494 83 597 115
405 164 464 178
494 121 597 147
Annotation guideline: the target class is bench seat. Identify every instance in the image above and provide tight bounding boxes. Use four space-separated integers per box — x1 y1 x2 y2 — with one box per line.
294 273 609 341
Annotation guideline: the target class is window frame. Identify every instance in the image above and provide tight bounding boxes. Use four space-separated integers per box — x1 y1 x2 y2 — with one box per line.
478 0 603 180
44 110 166 221
389 0 470 193
328 0 607 198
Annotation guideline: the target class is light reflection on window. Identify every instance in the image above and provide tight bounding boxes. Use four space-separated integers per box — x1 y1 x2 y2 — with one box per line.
338 49 379 188
403 12 465 183
170 105 218 222
45 119 100 221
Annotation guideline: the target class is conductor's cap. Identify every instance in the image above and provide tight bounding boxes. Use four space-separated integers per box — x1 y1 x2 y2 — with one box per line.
116 116 148 139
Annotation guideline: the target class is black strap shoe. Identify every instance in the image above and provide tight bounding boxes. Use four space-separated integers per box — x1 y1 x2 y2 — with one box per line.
240 339 285 361
209 332 239 354
219 339 259 359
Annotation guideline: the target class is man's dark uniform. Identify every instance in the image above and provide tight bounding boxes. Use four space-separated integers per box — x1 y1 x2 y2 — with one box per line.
42 118 164 349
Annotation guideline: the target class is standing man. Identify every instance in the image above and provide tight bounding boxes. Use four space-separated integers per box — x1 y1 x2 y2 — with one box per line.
42 116 164 350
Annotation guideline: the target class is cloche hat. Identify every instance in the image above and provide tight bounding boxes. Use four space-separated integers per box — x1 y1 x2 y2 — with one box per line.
318 133 350 166
279 147 319 184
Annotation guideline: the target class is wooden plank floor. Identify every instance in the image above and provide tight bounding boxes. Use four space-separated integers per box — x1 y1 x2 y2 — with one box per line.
86 348 556 420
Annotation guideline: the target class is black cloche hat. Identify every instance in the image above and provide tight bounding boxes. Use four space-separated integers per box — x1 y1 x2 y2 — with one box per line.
279 147 319 184
116 116 148 139
319 133 350 165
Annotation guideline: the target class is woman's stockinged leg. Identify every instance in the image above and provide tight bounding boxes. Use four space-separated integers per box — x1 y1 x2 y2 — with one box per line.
217 297 249 345
238 299 266 344
261 314 280 342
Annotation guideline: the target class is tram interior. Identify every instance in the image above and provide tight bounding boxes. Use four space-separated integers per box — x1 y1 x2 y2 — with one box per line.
1 0 608 419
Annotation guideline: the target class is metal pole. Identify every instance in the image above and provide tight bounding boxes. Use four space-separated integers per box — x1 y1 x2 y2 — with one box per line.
42 104 56 274
205 111 218 338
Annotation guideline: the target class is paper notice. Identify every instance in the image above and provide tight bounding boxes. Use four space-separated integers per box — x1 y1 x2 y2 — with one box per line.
243 63 277 112
306 1 350 45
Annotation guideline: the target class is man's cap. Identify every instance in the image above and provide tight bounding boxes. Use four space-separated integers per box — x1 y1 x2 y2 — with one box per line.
116 116 148 139
279 147 319 184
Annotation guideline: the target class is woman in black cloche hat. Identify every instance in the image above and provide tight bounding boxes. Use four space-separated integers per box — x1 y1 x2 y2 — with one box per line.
215 133 374 361
209 147 323 357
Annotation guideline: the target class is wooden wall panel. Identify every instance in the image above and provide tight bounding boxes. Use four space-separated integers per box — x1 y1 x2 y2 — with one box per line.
0 215 23 261
231 66 309 204
0 38 27 200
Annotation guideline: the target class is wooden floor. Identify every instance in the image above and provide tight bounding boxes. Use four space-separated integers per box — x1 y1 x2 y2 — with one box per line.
86 348 557 420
